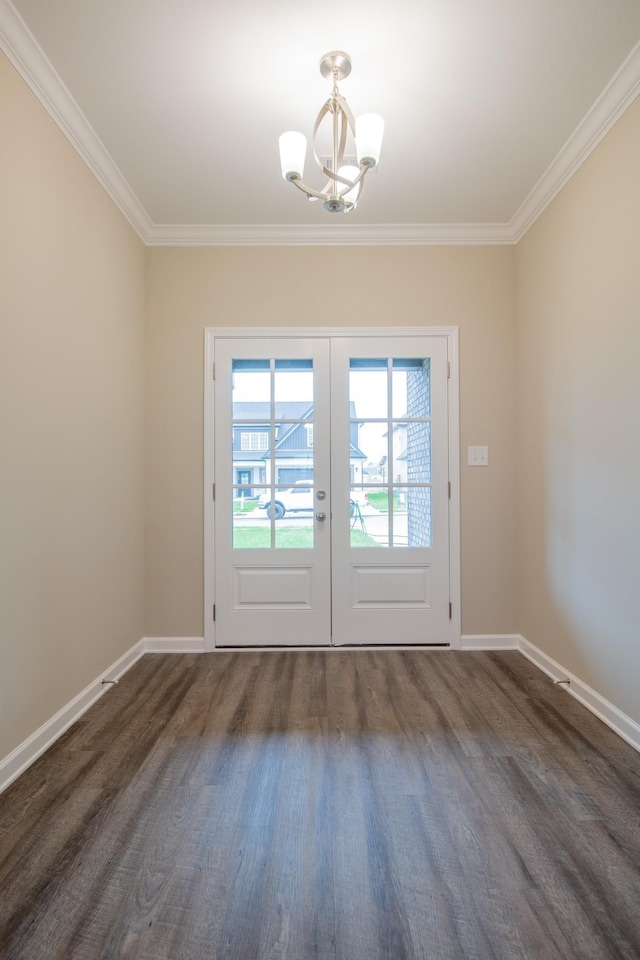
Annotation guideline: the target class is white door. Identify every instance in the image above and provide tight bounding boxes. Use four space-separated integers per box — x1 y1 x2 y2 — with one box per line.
212 333 451 647
330 337 450 645
213 338 331 646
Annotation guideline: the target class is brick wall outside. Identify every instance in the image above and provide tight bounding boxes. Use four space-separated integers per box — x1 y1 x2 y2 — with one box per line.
405 359 432 546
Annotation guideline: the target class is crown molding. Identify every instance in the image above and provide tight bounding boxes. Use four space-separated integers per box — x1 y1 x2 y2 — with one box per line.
145 221 514 246
2 0 639 247
0 0 153 242
511 38 640 241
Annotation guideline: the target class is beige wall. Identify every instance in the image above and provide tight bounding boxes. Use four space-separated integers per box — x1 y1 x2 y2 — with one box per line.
516 98 640 724
145 245 519 638
0 53 146 759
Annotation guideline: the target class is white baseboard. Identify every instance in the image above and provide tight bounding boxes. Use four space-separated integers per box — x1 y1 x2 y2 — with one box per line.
519 636 640 755
460 634 520 651
0 636 204 795
435 632 640 755
0 639 145 795
143 637 205 653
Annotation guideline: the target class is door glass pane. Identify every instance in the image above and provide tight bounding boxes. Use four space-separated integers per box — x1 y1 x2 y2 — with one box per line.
395 486 432 547
230 357 315 551
273 486 314 549
232 423 271 491
274 359 313 416
391 488 408 546
350 486 388 547
233 484 262 511
272 423 314 486
348 356 434 548
232 359 270 409
349 359 388 418
233 492 270 549
236 427 270 452
275 526 314 549
393 358 431 418
393 421 431 484
357 421 388 480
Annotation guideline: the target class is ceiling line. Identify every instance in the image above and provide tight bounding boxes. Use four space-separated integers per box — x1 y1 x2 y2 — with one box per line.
512 37 640 241
0 0 152 241
144 222 516 246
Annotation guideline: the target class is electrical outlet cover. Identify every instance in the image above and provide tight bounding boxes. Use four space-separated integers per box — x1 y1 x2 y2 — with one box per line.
468 445 489 466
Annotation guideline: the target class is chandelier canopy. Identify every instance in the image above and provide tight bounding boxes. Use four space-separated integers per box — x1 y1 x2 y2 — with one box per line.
278 52 384 214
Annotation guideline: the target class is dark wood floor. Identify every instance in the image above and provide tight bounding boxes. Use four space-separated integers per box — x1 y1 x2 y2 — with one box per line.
1 651 639 959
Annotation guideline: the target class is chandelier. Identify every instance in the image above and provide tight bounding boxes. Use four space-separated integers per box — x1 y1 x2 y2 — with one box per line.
278 51 384 214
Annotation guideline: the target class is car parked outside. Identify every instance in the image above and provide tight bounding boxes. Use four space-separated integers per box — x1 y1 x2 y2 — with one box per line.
258 483 368 519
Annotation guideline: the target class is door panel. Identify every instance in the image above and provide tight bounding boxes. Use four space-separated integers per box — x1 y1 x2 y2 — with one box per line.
351 565 431 605
233 565 314 607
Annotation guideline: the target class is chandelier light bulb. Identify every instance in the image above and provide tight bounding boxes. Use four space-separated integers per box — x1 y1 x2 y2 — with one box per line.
279 131 307 181
355 114 384 167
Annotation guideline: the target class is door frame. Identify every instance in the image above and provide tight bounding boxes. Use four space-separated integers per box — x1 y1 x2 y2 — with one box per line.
204 326 461 652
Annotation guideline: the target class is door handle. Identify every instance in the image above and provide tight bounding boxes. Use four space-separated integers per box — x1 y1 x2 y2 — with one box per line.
316 512 326 521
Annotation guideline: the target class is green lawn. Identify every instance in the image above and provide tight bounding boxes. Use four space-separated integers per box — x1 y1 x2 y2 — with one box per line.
350 528 381 547
363 491 406 512
233 499 259 513
233 526 313 548
351 527 378 547
365 491 387 510
233 526 379 548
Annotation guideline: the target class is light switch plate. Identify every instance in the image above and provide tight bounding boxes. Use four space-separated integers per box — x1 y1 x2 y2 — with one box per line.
468 445 489 466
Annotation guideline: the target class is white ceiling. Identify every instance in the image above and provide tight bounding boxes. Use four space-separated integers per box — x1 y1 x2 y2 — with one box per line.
2 0 640 243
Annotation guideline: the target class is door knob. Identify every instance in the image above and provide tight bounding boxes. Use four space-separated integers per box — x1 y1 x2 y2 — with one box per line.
316 490 326 500
316 512 326 521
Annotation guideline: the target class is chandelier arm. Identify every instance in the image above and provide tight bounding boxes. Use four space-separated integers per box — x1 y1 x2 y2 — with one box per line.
337 107 348 168
288 177 334 203
332 92 340 189
312 99 334 177
332 95 354 190
351 172 366 205
334 93 356 132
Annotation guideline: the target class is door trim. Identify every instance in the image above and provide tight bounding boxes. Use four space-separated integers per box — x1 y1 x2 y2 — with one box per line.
204 326 461 652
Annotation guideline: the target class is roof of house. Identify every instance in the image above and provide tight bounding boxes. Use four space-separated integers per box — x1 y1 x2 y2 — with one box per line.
232 401 311 420
233 401 360 420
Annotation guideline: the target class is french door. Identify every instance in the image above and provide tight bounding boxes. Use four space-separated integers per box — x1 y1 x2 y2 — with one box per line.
209 331 455 647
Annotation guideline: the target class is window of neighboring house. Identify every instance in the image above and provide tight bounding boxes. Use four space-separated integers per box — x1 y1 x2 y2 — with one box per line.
240 431 269 451
305 424 314 447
